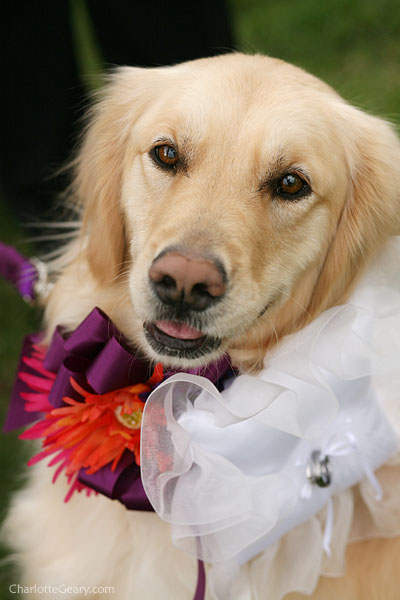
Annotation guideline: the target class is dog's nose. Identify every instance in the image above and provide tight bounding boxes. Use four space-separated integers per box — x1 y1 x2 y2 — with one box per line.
149 251 226 311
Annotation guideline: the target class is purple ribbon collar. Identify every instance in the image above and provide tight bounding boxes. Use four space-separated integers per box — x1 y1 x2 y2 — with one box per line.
4 306 234 510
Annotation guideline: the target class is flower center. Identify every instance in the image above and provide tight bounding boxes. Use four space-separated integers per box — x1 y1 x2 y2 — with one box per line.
115 405 142 430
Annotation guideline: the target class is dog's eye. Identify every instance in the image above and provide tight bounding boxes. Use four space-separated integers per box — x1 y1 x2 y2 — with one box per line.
151 144 179 169
275 173 311 200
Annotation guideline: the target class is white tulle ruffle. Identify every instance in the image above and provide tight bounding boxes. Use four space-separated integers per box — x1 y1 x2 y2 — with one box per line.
140 237 400 600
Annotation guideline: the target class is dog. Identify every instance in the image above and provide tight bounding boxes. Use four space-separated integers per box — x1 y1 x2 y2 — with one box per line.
3 53 400 599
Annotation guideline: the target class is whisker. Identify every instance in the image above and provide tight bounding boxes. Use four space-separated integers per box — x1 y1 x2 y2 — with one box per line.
25 221 81 230
281 290 312 321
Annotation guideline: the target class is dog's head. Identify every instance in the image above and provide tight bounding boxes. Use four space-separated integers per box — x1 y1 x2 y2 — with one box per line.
70 53 400 370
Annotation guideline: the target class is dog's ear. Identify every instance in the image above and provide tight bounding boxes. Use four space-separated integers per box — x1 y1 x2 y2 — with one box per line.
308 105 400 318
71 68 158 283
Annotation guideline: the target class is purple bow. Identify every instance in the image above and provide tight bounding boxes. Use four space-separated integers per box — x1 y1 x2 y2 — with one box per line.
4 307 234 511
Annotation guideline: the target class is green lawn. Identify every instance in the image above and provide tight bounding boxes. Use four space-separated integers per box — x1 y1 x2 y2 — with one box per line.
0 0 399 597
231 0 400 121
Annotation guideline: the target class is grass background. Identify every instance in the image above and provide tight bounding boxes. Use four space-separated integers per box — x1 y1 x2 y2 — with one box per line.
0 0 399 596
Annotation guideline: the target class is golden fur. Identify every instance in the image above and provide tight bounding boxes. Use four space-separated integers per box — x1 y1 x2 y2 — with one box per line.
4 53 400 599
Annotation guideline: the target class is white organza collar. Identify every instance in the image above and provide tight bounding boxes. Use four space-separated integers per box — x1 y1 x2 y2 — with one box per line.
140 237 400 598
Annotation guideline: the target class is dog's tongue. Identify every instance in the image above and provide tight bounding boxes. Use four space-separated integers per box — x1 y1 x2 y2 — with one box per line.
155 320 204 340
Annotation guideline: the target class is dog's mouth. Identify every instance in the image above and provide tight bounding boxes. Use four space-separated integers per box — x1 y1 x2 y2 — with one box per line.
143 320 221 359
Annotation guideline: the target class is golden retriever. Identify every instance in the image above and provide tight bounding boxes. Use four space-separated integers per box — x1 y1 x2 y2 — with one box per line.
3 53 400 599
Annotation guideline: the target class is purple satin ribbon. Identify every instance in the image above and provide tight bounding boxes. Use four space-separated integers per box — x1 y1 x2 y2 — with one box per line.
0 241 37 301
5 306 234 513
194 560 206 600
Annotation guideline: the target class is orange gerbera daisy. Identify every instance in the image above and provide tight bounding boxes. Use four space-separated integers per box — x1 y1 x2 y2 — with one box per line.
20 363 163 501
